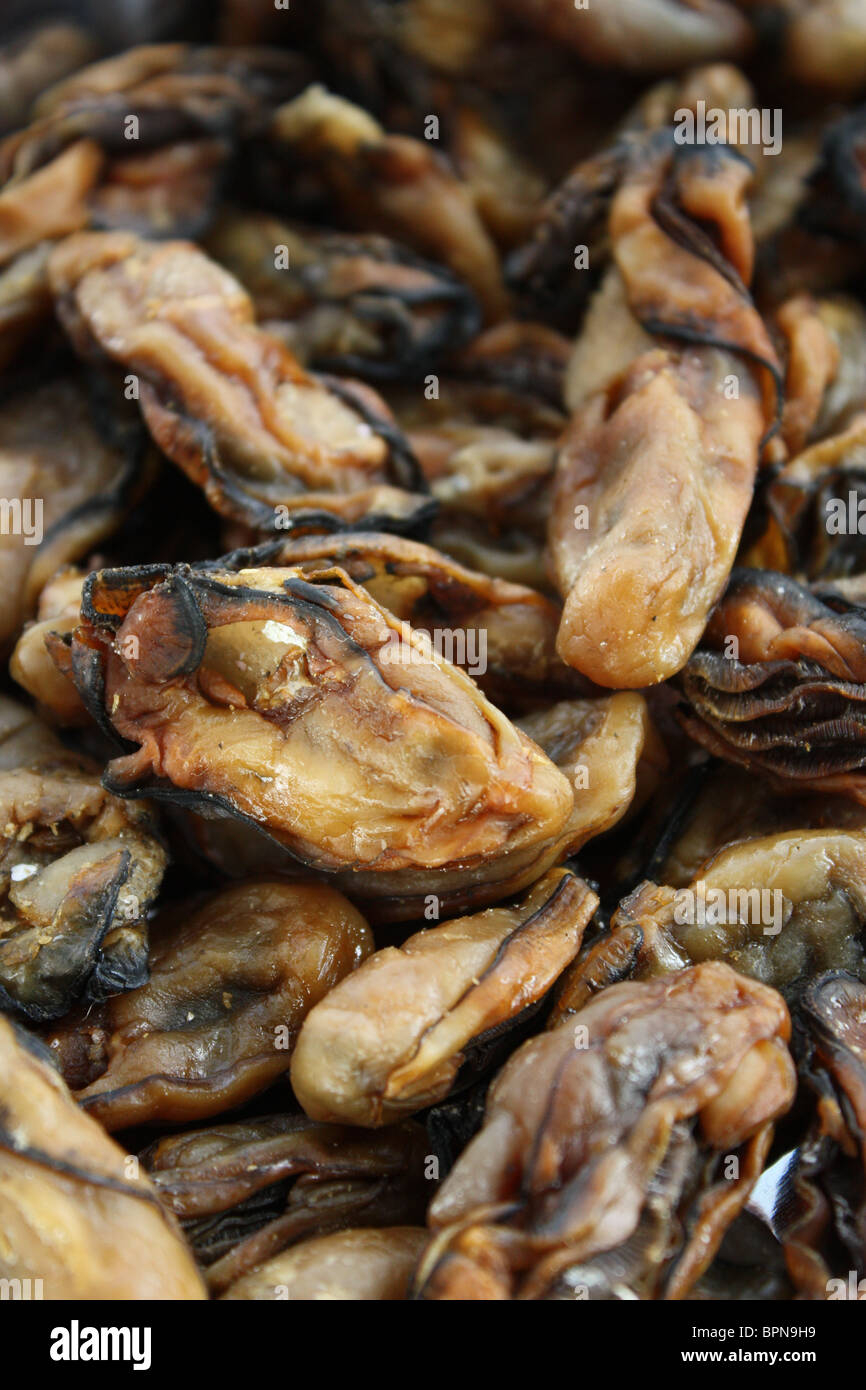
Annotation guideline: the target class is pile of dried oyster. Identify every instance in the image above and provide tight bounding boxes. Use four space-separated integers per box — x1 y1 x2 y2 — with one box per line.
2 0 866 1302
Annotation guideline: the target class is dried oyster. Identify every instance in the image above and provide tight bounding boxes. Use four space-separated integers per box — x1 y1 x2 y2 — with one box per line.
205 211 481 380
0 1014 205 1299
60 561 579 916
48 878 373 1129
222 1226 428 1301
0 374 149 655
678 567 866 797
291 868 597 1126
417 962 795 1299
0 695 165 1020
549 140 780 687
142 1113 428 1293
48 230 429 531
553 829 866 1014
784 972 866 1297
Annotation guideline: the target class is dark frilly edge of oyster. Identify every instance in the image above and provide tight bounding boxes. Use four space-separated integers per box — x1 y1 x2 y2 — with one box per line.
3 0 866 1309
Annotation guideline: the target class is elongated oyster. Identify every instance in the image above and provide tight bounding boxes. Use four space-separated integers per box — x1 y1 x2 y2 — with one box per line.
47 230 429 532
678 568 866 797
291 868 597 1126
222 1226 428 1301
416 962 795 1300
549 141 780 687
0 1014 205 1299
10 567 88 724
142 1114 428 1293
0 696 165 1020
48 878 373 1129
60 561 577 915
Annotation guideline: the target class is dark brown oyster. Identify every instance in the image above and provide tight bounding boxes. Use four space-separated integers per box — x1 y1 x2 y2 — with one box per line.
47 878 373 1130
291 868 598 1127
0 696 165 1021
141 1113 428 1294
59 560 580 917
678 567 866 797
221 1226 428 1300
0 374 151 655
204 211 481 380
48 230 430 532
416 962 795 1300
784 973 866 1298
0 1013 206 1299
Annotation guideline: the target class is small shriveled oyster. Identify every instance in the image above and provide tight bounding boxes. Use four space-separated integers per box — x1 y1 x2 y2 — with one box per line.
47 878 373 1130
142 1113 428 1294
0 1014 206 1299
291 868 598 1126
222 1226 428 1301
0 695 165 1021
416 962 795 1300
678 568 866 797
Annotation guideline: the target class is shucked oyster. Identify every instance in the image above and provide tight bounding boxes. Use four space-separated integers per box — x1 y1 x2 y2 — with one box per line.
548 139 780 688
0 1014 205 1299
291 868 598 1126
416 962 796 1300
48 878 373 1130
58 560 578 916
47 230 429 532
0 695 165 1021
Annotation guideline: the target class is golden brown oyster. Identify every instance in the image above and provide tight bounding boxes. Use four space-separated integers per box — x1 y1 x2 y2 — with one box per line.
0 1014 206 1299
291 868 597 1126
59 560 581 917
222 1226 428 1300
47 230 430 532
678 568 866 797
